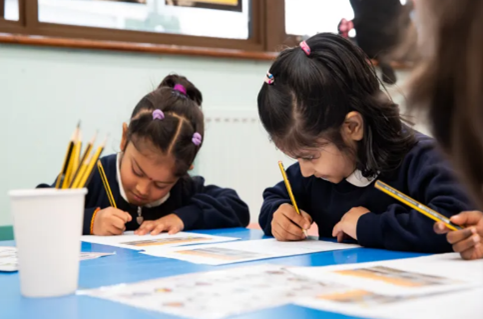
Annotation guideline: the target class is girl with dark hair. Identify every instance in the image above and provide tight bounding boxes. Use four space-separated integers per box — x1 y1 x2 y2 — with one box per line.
41 74 249 236
257 33 472 253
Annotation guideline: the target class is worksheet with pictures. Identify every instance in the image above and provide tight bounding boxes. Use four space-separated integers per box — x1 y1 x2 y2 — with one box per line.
81 232 240 251
142 238 360 265
79 264 350 319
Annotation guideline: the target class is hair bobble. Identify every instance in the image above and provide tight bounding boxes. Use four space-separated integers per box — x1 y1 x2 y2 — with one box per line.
192 132 202 146
173 84 187 95
152 109 165 120
300 41 311 56
265 72 274 85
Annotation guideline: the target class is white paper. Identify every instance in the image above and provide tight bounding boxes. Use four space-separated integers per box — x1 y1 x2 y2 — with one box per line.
81 231 240 251
80 252 116 261
142 238 360 265
0 247 17 272
291 253 483 319
0 247 115 272
78 264 349 319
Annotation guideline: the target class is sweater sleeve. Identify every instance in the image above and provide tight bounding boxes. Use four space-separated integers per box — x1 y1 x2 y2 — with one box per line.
173 177 250 230
357 148 473 253
259 163 308 236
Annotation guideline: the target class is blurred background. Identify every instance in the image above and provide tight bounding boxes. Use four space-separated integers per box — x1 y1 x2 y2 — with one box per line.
0 0 424 238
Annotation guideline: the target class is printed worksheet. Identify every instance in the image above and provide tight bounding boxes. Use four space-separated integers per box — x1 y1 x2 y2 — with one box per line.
81 232 240 251
291 253 483 319
0 247 115 272
142 238 360 265
288 253 483 296
78 264 349 319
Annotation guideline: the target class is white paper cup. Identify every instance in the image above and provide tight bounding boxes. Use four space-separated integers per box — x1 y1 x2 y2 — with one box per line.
9 188 87 298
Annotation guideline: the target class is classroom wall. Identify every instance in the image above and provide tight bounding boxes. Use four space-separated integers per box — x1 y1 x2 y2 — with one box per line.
0 43 423 229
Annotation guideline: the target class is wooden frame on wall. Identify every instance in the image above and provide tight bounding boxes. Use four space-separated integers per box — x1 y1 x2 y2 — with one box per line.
0 0 290 60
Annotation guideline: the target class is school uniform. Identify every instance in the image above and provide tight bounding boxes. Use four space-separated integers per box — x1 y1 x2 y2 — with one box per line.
39 154 250 235
260 135 473 253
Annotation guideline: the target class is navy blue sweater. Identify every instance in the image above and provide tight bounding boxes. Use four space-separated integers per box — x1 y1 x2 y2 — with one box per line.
40 154 250 235
260 136 473 253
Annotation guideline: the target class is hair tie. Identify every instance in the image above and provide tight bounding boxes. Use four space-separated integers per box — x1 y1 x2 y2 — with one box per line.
152 109 165 120
173 84 187 95
192 132 202 146
300 41 311 56
265 72 274 85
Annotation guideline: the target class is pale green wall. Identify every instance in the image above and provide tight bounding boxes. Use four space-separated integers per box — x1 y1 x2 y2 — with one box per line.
0 43 425 228
0 44 271 226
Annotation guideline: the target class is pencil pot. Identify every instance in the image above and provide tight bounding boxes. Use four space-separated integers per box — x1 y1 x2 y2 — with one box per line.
9 188 87 298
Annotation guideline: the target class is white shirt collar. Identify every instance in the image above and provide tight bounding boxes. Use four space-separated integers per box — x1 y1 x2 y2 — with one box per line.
116 153 170 208
345 169 377 187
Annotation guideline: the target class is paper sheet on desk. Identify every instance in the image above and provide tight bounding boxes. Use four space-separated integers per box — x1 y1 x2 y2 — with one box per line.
0 247 115 272
81 231 240 251
78 264 350 319
141 238 360 265
291 253 483 319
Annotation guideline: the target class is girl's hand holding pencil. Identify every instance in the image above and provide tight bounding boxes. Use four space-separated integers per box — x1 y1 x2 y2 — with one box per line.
434 211 483 260
271 203 312 241
93 207 132 236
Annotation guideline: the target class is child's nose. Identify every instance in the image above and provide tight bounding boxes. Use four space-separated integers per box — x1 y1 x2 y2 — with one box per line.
299 161 314 178
135 180 150 197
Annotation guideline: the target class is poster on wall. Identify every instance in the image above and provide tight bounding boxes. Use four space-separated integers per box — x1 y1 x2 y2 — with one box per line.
166 0 242 12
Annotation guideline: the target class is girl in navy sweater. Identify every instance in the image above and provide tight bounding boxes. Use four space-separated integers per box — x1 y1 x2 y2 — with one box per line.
257 33 472 253
43 75 249 236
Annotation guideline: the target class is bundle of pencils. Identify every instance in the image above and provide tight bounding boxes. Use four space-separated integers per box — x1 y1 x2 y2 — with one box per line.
55 122 108 190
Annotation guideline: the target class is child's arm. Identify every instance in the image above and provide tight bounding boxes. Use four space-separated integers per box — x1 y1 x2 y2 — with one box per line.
172 176 250 230
259 163 311 236
356 152 473 253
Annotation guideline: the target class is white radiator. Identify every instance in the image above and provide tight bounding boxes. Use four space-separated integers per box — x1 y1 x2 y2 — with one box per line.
196 109 296 224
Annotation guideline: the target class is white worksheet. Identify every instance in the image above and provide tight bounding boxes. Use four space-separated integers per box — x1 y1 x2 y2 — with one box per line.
142 238 360 265
78 264 349 319
82 231 240 251
0 247 115 272
291 253 483 319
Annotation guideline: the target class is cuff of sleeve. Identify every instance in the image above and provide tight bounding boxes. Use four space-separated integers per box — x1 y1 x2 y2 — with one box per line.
356 212 384 249
174 205 203 230
82 207 99 235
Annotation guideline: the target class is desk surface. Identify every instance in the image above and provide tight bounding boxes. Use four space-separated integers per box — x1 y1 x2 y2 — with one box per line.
0 228 426 319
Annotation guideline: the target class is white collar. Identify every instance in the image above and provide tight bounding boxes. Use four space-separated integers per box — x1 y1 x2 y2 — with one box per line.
345 169 377 187
116 153 170 208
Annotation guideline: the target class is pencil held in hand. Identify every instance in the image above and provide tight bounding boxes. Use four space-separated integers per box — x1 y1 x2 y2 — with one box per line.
278 161 309 237
375 180 462 231
97 160 116 208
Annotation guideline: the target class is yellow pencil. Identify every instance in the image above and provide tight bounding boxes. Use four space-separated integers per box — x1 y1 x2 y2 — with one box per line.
278 161 309 237
97 160 116 208
62 129 82 188
374 180 462 231
56 122 80 189
70 132 97 188
71 130 82 178
77 135 107 189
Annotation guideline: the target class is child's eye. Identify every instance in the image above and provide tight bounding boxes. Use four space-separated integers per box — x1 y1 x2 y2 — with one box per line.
301 156 316 161
132 168 143 177
154 184 167 190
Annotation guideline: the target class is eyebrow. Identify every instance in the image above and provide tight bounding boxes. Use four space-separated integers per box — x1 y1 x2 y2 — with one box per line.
131 158 176 184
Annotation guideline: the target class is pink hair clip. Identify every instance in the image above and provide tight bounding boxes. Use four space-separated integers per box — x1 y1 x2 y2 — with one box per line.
265 72 274 85
173 84 187 95
192 132 202 146
152 109 165 120
300 41 311 56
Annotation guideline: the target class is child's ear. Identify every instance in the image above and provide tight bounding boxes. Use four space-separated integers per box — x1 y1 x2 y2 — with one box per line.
189 164 194 171
344 112 364 141
120 122 128 151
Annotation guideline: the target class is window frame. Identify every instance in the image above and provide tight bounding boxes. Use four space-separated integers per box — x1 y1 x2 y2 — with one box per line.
0 0 286 60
